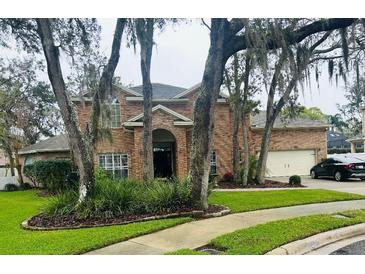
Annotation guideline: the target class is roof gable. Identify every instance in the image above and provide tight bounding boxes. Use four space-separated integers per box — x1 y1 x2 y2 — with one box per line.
127 104 192 123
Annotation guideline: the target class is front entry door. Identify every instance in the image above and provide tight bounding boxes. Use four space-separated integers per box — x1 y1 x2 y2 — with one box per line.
153 143 174 178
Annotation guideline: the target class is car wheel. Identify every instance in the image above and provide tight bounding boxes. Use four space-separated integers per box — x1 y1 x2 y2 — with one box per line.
334 171 343 182
310 170 317 179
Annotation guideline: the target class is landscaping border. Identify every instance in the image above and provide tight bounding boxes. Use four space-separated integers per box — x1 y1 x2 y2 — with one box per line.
21 205 231 231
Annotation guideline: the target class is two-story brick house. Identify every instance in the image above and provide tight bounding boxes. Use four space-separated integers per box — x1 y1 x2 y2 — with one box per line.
71 83 328 179
19 82 328 179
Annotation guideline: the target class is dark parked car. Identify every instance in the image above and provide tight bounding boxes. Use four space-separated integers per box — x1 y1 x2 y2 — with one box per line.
310 156 365 182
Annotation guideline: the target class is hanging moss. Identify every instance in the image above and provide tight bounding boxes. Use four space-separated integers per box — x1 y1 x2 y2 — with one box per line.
315 65 319 84
340 28 349 69
328 59 334 80
355 61 360 89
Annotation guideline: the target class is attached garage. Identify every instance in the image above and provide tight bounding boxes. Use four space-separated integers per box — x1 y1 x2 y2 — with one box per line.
266 149 316 177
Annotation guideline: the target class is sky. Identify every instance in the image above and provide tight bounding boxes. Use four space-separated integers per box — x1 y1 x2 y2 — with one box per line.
97 18 349 115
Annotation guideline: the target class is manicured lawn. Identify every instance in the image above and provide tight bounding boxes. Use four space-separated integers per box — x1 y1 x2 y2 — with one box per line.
0 190 192 255
209 189 365 213
167 209 365 255
2 189 365 254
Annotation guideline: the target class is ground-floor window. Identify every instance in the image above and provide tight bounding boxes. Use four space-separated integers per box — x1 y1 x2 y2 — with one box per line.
210 151 217 175
98 153 128 179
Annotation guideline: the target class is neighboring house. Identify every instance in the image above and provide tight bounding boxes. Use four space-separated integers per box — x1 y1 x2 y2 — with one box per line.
18 135 71 170
327 127 351 154
347 107 365 153
19 83 328 178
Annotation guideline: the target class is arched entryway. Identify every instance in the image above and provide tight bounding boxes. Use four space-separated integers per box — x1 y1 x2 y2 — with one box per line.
152 129 176 178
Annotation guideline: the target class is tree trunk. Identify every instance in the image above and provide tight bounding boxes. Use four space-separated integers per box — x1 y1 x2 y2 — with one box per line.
232 102 241 183
14 147 23 184
241 112 250 185
136 19 155 180
36 19 94 201
4 146 15 176
241 53 251 185
255 118 275 184
189 19 229 209
88 19 126 147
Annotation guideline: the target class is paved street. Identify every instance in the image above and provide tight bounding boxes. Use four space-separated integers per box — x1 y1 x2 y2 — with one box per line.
331 239 365 255
308 234 365 255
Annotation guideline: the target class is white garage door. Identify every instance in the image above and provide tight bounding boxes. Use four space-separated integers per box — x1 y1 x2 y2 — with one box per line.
266 150 316 177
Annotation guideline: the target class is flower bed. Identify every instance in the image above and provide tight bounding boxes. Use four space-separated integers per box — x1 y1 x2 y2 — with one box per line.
22 204 230 230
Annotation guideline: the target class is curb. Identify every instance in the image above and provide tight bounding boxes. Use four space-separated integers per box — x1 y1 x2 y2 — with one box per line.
21 205 230 231
266 222 365 255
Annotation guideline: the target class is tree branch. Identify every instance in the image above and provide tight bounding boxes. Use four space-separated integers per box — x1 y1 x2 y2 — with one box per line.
226 18 357 59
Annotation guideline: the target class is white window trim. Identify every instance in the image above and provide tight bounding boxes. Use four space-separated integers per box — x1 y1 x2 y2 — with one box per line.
99 153 129 179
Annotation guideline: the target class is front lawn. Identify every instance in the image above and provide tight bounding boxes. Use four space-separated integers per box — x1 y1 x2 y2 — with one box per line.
0 190 191 255
167 209 365 255
209 189 365 213
2 188 364 254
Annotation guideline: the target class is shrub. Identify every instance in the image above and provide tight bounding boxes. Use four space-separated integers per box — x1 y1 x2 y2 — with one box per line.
4 183 18 192
222 172 234 182
23 164 38 187
45 176 193 219
19 183 33 190
32 160 78 194
289 175 301 185
247 155 258 183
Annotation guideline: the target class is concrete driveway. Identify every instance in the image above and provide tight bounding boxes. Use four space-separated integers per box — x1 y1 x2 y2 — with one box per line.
272 176 365 196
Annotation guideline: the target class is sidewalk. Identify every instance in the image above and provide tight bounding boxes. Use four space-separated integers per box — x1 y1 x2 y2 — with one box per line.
85 199 365 255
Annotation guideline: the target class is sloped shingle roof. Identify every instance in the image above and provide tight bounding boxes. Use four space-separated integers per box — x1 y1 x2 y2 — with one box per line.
251 111 329 129
130 83 187 99
18 134 70 155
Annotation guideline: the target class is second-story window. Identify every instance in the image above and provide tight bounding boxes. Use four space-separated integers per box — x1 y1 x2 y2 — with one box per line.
102 98 121 128
110 99 121 128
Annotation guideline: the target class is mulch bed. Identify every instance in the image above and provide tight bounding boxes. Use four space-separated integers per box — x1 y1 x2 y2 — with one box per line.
26 204 228 230
216 179 305 189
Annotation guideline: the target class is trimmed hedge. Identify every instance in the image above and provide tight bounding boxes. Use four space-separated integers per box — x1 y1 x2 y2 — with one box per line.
289 175 301 185
30 160 78 193
4 183 18 192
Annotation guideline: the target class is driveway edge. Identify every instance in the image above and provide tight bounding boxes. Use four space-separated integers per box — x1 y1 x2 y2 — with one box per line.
266 222 365 255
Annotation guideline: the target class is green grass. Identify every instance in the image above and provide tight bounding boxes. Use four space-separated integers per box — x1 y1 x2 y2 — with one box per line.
0 190 192 255
2 188 365 254
209 189 365 213
168 209 365 255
